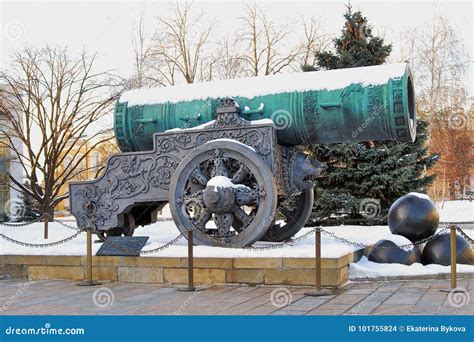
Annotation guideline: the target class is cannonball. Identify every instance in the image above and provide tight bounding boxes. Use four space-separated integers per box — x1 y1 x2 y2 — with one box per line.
388 193 439 242
368 234 421 265
422 233 473 266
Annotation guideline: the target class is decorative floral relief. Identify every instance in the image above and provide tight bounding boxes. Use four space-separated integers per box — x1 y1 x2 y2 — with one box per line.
71 113 276 231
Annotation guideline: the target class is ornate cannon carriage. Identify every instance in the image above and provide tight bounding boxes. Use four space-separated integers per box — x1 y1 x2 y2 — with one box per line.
69 63 416 247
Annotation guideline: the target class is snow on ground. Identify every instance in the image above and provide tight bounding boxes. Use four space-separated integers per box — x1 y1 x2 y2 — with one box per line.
120 63 408 106
350 256 474 279
436 200 474 222
1 200 472 279
0 222 384 258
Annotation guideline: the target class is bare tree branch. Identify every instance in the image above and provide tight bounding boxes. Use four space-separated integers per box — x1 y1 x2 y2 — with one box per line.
0 46 119 218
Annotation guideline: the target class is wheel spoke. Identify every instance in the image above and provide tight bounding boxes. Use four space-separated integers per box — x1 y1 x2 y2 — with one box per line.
213 158 229 177
178 190 204 205
193 210 211 231
232 164 249 184
191 166 209 186
233 207 253 229
235 187 258 206
170 140 277 247
214 213 234 236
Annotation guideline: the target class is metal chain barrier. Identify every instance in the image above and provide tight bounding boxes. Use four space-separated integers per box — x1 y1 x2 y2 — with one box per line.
321 227 451 250
55 218 82 231
0 219 471 252
243 228 318 251
0 216 81 231
0 215 44 227
456 226 474 244
397 228 450 249
140 234 184 255
320 229 367 249
0 228 86 248
439 220 474 226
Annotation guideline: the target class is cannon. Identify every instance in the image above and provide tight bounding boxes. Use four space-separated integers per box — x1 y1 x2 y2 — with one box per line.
69 63 416 247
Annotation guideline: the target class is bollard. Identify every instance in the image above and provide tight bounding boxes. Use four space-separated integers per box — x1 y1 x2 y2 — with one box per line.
450 225 457 289
76 226 101 286
43 213 50 240
440 225 466 293
179 229 196 292
305 228 332 296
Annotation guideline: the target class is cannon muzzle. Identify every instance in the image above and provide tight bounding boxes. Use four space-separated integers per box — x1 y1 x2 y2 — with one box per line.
115 63 416 151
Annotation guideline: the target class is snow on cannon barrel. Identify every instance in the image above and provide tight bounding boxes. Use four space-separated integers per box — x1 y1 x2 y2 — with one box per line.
115 63 416 152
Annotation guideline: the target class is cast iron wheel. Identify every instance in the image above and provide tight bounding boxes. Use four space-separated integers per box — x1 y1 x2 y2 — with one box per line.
96 213 136 241
260 188 314 242
169 140 277 247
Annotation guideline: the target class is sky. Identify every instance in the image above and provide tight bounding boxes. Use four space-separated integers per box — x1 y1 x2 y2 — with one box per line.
1 0 472 95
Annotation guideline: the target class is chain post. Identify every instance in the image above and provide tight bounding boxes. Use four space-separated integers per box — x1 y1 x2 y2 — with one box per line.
76 226 101 287
179 229 196 292
439 225 466 294
305 228 332 297
450 225 457 289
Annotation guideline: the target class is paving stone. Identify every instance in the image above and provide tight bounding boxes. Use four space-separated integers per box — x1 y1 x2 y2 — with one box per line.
307 308 346 315
0 278 467 316
326 294 366 305
435 306 458 315
383 294 424 305
409 306 439 314
271 309 310 315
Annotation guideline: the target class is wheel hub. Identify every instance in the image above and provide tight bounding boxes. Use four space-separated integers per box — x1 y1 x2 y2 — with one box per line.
169 140 278 247
203 184 236 213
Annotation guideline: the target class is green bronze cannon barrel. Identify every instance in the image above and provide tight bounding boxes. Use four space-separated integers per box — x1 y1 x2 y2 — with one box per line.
115 63 415 152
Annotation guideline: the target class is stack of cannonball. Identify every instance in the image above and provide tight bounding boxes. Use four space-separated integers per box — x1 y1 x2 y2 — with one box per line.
368 193 473 266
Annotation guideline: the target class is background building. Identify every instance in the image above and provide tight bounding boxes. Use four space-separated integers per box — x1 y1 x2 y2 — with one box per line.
54 133 118 215
0 85 23 221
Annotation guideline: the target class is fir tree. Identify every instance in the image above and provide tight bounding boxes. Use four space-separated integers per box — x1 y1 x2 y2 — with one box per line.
301 3 438 225
19 181 41 221
315 4 392 70
308 120 438 225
